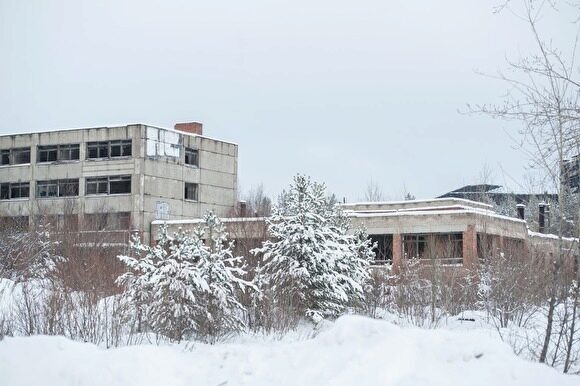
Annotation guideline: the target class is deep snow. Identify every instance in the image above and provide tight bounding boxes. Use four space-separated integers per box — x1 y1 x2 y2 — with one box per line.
0 315 577 386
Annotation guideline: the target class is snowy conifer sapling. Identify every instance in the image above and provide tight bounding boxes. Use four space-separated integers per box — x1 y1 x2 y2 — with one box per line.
117 212 249 342
254 174 372 323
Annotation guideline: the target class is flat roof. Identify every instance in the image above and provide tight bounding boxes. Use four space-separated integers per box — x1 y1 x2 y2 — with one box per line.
0 123 238 146
340 197 494 210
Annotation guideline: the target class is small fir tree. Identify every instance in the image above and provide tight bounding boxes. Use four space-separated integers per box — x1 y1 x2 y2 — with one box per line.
254 174 371 323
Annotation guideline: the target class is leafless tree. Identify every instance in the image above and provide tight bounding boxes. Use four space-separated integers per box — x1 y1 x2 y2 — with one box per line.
243 184 272 217
470 0 580 368
363 178 385 202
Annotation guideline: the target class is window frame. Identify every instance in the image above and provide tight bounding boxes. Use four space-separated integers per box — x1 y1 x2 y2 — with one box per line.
402 233 463 265
36 179 80 198
37 145 58 163
0 148 31 166
85 175 131 195
184 147 199 167
0 182 30 200
184 182 199 201
87 140 132 160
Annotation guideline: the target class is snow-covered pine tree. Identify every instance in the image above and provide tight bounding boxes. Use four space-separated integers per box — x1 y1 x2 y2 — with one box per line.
117 213 249 342
196 211 249 341
117 224 208 342
254 174 370 323
342 226 374 305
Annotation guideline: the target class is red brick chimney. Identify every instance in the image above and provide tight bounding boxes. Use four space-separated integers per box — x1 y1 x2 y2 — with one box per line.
174 122 203 135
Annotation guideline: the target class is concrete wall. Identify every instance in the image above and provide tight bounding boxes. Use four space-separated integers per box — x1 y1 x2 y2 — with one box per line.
0 124 238 242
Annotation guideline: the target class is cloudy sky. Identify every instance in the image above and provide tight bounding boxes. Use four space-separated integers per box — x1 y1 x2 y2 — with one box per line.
0 1 574 200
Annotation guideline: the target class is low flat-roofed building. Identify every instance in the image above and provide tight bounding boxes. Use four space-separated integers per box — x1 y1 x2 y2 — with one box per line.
152 197 574 271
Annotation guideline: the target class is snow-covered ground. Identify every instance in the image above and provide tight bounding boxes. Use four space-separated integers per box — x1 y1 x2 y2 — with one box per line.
0 315 577 386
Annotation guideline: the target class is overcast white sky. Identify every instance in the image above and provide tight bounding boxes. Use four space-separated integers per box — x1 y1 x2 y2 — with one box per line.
0 1 574 200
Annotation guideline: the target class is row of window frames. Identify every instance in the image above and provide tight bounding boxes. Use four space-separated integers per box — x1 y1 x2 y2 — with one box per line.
1 142 200 165
1 142 130 164
0 176 132 199
371 233 464 261
0 179 199 200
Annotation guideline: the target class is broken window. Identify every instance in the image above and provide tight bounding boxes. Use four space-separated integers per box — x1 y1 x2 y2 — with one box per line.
403 233 463 265
57 144 80 161
403 234 427 259
86 177 109 195
38 145 58 162
38 144 80 162
370 234 393 264
185 182 199 201
3 182 30 199
87 140 131 159
185 147 199 166
110 140 132 157
1 150 9 165
37 179 79 198
36 180 58 198
59 179 79 196
87 141 110 159
12 148 31 164
109 175 131 194
0 184 9 199
1 148 31 165
86 175 131 195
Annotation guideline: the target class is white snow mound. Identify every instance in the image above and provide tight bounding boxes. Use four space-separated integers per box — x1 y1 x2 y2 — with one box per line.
0 315 576 386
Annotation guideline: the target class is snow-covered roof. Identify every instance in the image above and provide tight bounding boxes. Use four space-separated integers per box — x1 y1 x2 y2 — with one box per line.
0 123 238 146
340 197 493 209
346 206 527 225
528 230 579 243
152 217 266 225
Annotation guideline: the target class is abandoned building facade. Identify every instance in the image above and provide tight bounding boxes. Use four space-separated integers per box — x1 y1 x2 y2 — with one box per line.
1 122 576 270
153 197 563 270
0 122 238 242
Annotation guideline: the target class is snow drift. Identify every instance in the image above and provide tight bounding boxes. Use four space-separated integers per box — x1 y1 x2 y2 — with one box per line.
0 315 576 386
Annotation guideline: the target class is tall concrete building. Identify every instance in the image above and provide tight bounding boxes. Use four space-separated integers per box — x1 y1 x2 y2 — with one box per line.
0 122 238 242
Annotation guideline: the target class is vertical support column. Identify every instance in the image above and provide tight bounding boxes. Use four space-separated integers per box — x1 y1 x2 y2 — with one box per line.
392 233 402 272
463 225 478 269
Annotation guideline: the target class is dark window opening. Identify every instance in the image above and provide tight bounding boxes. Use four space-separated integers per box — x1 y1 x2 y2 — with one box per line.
86 177 109 195
109 175 131 194
59 144 80 161
110 140 132 157
403 234 427 259
1 150 9 165
87 141 109 159
1 148 31 165
12 148 31 164
86 175 131 195
38 145 58 162
185 148 199 166
370 234 393 264
87 140 131 159
36 180 58 198
36 179 79 198
403 233 463 265
1 182 30 199
185 182 199 201
59 179 79 196
0 184 9 200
